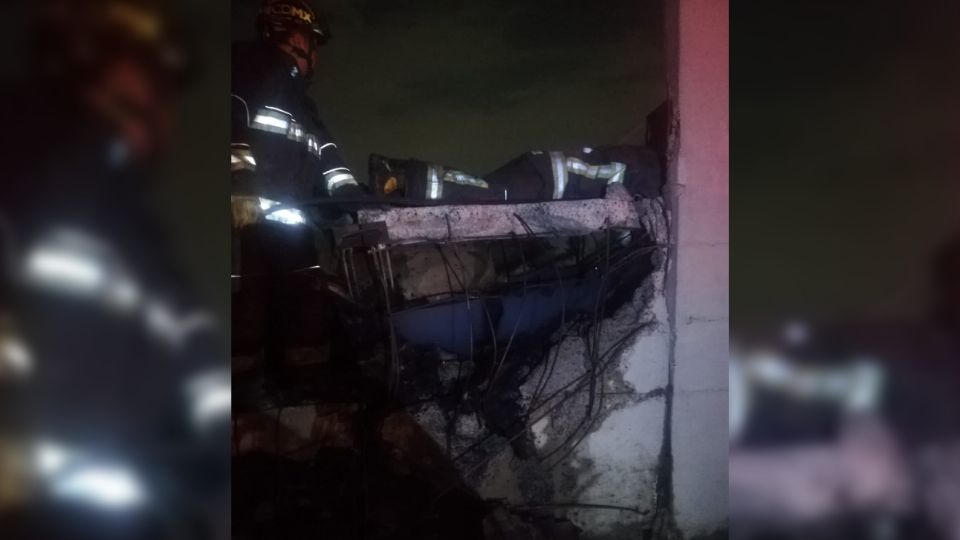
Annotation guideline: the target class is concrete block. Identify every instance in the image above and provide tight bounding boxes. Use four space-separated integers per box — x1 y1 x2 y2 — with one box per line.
671 389 729 537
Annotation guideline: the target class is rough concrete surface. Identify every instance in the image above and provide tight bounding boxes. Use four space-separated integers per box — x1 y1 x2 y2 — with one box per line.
358 185 642 245
666 0 730 536
408 238 672 539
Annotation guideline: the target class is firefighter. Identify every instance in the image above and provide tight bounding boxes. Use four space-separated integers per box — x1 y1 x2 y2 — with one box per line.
231 0 362 204
0 1 228 538
231 0 363 391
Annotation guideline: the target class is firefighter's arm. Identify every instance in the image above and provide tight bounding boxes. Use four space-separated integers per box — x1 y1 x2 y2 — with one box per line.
319 145 361 197
310 113 362 197
231 93 259 196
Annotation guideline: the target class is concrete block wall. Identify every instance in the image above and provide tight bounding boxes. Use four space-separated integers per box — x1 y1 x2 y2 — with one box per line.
666 0 730 537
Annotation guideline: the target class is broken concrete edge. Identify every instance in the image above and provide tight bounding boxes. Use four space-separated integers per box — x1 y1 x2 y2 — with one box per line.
554 265 672 537
235 193 676 539
654 182 681 538
358 185 656 245
423 255 672 538
232 277 674 540
360 191 675 539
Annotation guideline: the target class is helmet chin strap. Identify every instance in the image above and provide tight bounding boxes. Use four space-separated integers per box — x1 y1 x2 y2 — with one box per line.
270 29 315 79
288 44 314 78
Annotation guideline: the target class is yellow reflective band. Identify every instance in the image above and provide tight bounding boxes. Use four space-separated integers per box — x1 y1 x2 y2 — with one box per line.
252 112 289 133
264 105 294 116
604 162 627 184
550 152 567 199
231 148 257 172
565 158 627 185
250 108 333 161
427 165 443 200
325 170 358 192
442 170 489 189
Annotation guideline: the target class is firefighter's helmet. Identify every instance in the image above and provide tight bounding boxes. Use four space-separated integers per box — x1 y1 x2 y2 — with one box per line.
31 0 192 89
257 0 330 46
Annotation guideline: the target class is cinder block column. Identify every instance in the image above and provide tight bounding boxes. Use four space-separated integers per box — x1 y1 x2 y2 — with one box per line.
665 0 729 536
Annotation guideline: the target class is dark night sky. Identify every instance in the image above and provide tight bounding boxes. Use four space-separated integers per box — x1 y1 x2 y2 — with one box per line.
732 1 960 327
233 0 666 179
10 1 953 328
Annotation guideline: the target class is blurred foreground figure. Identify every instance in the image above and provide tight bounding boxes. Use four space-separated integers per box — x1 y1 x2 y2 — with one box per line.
0 1 228 538
730 233 960 540
923 234 960 540
729 350 912 539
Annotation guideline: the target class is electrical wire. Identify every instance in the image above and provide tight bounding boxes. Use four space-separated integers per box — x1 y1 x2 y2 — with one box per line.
435 244 474 457
441 320 646 498
395 228 662 498
451 321 646 466
530 323 647 413
514 213 568 412
537 231 611 463
482 233 530 404
374 247 401 397
449 231 653 466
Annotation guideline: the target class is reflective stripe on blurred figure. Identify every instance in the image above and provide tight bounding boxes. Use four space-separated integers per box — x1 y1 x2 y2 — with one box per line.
22 228 215 349
921 442 960 540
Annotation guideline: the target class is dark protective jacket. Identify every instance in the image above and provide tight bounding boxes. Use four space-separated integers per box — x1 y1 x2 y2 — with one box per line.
231 41 361 202
0 86 228 538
